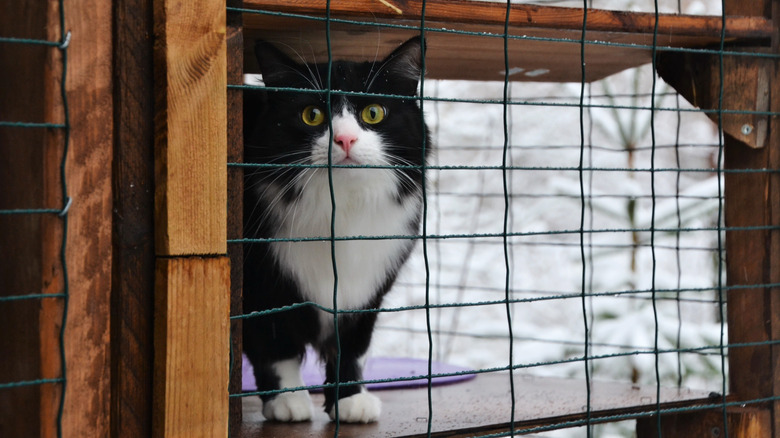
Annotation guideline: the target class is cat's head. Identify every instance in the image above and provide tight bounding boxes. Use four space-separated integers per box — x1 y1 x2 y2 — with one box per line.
244 36 430 195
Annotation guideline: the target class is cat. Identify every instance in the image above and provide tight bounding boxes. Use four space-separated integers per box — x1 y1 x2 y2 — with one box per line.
242 36 430 424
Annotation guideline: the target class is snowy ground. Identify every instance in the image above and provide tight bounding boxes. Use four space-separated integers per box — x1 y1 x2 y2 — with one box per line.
367 1 728 436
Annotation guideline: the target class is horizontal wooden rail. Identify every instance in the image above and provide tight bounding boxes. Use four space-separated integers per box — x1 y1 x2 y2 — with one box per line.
240 0 773 82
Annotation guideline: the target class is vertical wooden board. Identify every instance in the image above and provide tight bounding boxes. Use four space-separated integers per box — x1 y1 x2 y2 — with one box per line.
767 14 780 432
724 125 775 422
226 0 244 435
45 0 116 436
0 8 49 437
154 257 230 438
768 7 780 431
112 0 156 436
721 3 780 437
153 0 228 256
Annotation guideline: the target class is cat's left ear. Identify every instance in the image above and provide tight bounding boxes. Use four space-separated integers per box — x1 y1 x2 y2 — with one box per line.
380 36 425 96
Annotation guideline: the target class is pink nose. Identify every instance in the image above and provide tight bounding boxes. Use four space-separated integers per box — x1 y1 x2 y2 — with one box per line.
334 133 357 155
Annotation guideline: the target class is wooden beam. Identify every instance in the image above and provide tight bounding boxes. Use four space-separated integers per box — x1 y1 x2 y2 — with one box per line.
152 0 230 436
244 0 773 39
153 257 230 438
226 0 244 435
241 0 773 83
57 0 115 436
153 0 227 256
112 0 156 436
721 0 780 436
0 1 57 436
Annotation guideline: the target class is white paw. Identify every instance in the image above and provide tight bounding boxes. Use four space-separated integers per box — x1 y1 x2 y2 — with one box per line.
328 392 381 423
262 391 313 422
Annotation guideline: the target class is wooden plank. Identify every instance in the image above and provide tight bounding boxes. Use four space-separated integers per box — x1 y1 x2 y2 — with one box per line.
153 0 228 256
55 0 115 436
636 408 772 438
721 67 778 437
112 0 156 436
226 0 245 435
153 257 230 438
768 4 779 433
0 1 57 436
241 0 773 83
720 0 779 436
722 92 777 438
240 373 717 437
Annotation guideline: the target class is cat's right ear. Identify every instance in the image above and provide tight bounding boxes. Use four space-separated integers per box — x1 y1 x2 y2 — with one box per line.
254 41 300 87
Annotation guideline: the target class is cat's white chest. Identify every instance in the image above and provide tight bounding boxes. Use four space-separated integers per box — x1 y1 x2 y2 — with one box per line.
270 169 419 311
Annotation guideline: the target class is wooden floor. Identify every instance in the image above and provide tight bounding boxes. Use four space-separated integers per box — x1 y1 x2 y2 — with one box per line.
239 372 718 437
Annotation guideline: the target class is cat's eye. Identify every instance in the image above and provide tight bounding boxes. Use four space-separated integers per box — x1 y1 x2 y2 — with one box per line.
301 105 325 126
361 104 386 125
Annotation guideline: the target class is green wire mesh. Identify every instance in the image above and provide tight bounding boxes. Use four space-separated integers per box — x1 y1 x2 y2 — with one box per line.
228 1 779 437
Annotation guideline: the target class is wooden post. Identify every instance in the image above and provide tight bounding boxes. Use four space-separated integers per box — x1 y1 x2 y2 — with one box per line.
58 1 115 436
112 0 156 436
723 0 779 436
152 0 230 437
226 0 244 435
0 2 61 436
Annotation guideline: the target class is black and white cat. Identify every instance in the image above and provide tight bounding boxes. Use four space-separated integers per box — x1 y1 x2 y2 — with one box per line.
243 37 429 423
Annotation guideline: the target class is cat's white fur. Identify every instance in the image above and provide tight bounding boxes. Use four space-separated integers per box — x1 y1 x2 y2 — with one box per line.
262 358 313 422
267 357 382 423
267 108 420 322
329 390 382 423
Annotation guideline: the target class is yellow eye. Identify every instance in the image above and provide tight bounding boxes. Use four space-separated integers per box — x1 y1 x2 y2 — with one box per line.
301 105 325 126
361 104 385 124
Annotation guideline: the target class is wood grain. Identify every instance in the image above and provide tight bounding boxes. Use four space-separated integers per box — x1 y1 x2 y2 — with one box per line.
721 0 779 436
112 0 156 436
241 0 773 83
153 257 230 438
153 0 228 255
57 0 115 436
243 0 773 39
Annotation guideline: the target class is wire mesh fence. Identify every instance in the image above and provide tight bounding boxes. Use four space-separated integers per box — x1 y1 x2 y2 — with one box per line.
226 0 780 436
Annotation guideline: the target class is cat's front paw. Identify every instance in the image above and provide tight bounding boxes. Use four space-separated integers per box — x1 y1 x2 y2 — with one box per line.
328 391 381 423
263 391 313 422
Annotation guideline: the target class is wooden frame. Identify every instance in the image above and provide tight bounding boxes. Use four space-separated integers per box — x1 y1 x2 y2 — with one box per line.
151 0 229 436
0 0 777 436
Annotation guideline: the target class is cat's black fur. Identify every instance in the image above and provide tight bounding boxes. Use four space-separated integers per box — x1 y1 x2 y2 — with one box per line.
243 37 429 422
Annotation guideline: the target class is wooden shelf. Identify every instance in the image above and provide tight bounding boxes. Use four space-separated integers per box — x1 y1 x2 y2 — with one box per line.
240 0 773 82
240 373 719 437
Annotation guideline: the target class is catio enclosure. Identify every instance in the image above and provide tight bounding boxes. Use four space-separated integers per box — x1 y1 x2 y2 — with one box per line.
0 0 778 437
